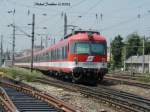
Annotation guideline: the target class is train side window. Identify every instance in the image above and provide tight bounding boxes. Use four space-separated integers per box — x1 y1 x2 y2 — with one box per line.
57 49 58 60
64 47 66 59
39 55 41 61
41 54 42 61
40 54 42 61
64 46 68 59
58 48 61 60
49 51 51 61
54 49 56 60
51 51 52 60
43 54 45 61
45 53 47 61
25 57 27 62
60 48 62 60
62 47 64 59
46 52 49 60
51 50 53 61
57 49 60 60
44 53 47 61
52 50 55 60
56 49 58 60
36 55 39 62
34 55 36 62
41 54 43 61
33 56 35 62
36 56 37 62
53 50 55 60
42 53 44 61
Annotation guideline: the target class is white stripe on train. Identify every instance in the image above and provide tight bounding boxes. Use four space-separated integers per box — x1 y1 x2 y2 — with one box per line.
15 61 107 69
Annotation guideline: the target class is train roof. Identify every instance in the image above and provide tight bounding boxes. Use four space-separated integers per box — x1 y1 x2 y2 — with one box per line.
15 30 106 60
66 30 106 42
38 31 106 54
64 30 100 39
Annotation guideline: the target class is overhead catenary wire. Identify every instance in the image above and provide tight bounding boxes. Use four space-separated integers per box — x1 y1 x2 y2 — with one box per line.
51 0 104 38
101 13 150 32
2 0 150 51
37 0 87 24
28 0 89 41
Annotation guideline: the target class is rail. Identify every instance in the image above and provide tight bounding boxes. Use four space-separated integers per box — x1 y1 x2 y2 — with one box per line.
105 76 150 89
36 77 150 112
0 77 80 112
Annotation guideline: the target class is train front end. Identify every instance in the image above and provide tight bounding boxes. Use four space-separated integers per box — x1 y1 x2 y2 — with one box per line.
69 31 107 85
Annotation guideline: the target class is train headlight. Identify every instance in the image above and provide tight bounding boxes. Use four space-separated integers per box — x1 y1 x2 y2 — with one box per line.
74 57 78 65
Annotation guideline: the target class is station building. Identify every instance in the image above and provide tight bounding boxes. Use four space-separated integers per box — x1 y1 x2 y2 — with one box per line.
125 55 150 73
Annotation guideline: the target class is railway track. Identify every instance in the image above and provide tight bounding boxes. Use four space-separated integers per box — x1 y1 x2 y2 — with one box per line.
105 76 150 89
107 74 144 80
35 76 150 112
0 77 80 112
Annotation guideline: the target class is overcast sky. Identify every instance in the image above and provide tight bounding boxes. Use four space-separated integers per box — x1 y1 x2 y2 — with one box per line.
0 0 150 52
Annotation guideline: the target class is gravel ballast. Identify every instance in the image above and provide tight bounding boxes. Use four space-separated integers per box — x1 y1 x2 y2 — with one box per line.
27 82 118 112
110 84 150 99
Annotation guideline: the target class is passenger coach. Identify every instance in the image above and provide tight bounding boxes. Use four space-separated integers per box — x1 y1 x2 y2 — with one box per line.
15 31 107 85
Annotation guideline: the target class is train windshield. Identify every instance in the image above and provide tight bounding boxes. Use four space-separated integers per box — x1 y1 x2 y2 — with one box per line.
75 42 90 54
73 42 106 55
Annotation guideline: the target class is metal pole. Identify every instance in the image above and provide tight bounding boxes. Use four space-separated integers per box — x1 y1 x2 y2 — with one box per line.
12 24 15 66
109 43 112 69
45 35 48 48
123 46 126 71
109 46 111 64
31 14 35 72
131 55 133 76
41 36 43 50
0 35 3 66
148 54 150 73
64 13 67 37
142 37 145 73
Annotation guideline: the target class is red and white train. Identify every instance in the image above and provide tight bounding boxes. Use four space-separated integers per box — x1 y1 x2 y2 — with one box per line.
15 31 107 85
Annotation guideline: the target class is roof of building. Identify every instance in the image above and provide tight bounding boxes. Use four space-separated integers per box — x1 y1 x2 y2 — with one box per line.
125 55 150 64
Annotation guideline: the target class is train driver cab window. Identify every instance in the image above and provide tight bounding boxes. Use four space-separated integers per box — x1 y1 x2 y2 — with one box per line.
74 42 90 54
91 42 106 55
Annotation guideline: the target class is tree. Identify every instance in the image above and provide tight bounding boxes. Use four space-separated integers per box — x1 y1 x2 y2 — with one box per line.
126 33 142 58
145 39 150 55
111 35 124 68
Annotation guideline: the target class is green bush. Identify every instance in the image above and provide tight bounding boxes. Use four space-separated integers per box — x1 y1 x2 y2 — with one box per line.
0 67 43 82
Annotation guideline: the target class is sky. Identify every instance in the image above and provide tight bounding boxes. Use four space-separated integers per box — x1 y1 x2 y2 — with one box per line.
0 0 150 52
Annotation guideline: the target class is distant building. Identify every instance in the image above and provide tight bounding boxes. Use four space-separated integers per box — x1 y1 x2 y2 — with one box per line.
125 55 150 73
16 45 44 57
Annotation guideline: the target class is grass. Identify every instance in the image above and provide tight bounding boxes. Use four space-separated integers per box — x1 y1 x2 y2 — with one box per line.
0 67 43 82
137 74 150 83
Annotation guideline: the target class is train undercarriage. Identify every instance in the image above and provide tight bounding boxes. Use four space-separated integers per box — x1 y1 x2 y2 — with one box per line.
47 67 107 86
72 67 108 85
